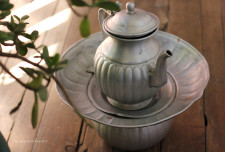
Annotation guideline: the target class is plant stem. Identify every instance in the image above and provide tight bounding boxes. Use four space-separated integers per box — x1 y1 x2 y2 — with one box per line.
0 52 49 73
66 0 83 17
0 61 35 90
0 46 92 127
2 42 15 46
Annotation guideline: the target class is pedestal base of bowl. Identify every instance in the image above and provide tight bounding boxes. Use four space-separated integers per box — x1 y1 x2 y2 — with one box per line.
92 119 173 151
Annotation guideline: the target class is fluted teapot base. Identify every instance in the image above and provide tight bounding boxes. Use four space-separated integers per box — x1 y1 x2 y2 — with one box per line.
107 96 153 110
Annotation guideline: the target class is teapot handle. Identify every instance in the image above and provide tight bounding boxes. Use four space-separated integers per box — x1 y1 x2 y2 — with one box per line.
98 8 112 40
98 1 122 39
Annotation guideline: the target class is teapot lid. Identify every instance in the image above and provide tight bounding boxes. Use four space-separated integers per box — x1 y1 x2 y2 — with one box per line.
103 2 159 38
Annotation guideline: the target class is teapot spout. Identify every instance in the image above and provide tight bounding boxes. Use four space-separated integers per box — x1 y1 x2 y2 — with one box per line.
149 50 172 87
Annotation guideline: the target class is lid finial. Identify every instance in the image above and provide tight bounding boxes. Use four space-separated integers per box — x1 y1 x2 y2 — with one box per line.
126 2 135 14
116 1 122 10
104 1 159 38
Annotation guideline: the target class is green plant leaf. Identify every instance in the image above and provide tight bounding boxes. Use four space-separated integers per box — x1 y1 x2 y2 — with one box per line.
21 15 29 21
1 21 14 32
0 132 10 152
0 0 10 2
10 16 14 24
0 10 11 19
71 0 89 6
6 24 14 32
57 60 68 66
79 16 90 37
41 46 51 68
51 53 60 65
32 92 38 128
42 46 49 58
14 23 26 32
20 67 35 77
92 1 119 11
20 68 45 78
16 41 28 56
21 33 32 39
0 21 9 26
51 60 68 72
13 15 20 22
31 30 38 40
0 2 14 11
38 87 48 102
26 43 35 48
0 31 14 42
27 74 43 90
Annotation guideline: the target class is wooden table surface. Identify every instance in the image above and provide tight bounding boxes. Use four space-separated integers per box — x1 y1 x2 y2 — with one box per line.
0 0 224 151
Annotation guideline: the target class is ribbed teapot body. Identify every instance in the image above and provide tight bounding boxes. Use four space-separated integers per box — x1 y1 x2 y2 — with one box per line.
94 36 162 105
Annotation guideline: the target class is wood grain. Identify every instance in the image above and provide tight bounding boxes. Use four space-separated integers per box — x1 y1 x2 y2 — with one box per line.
31 0 98 151
160 0 205 151
31 84 81 152
135 0 169 31
74 3 111 152
0 0 58 142
202 0 225 151
32 1 103 151
7 0 76 152
0 0 33 139
30 0 85 151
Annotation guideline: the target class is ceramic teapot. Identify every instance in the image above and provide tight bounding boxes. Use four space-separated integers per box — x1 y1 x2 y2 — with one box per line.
94 2 172 110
